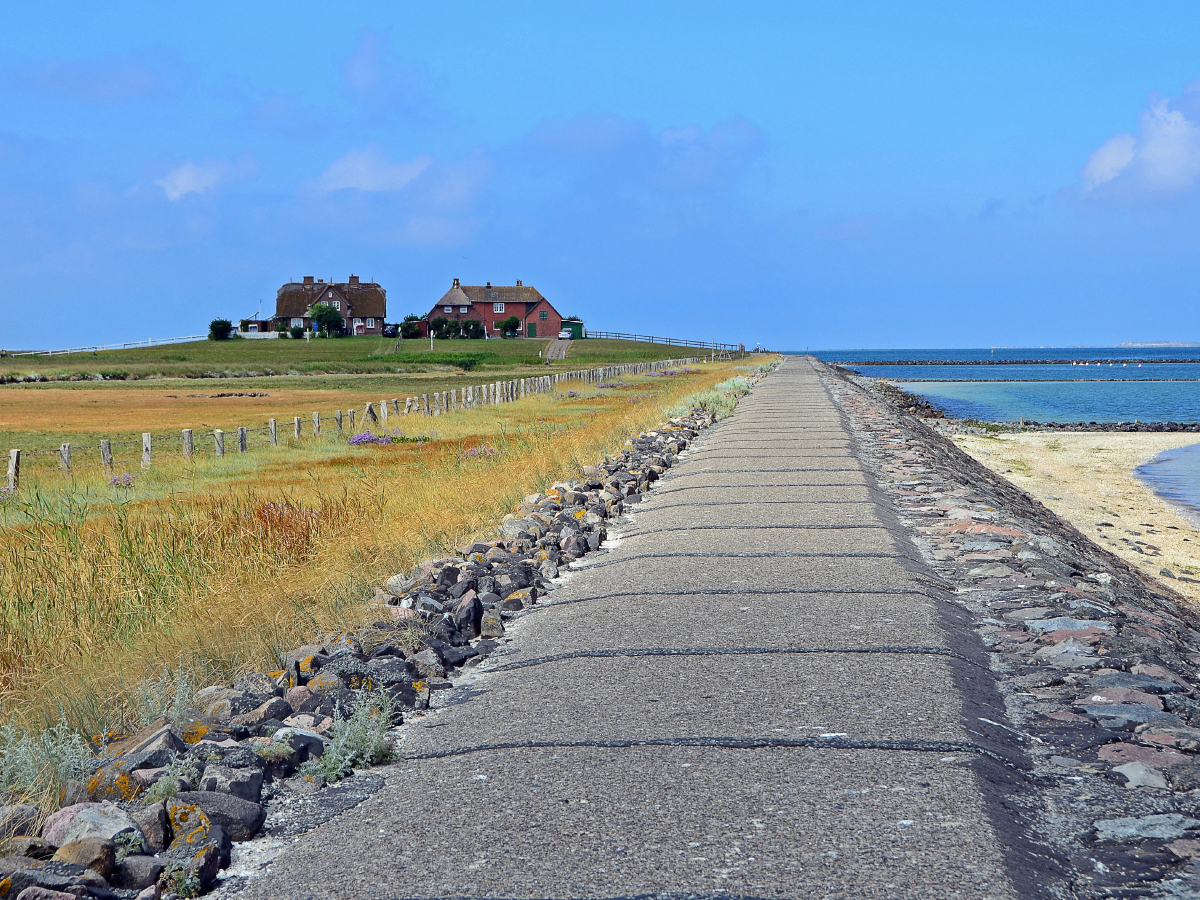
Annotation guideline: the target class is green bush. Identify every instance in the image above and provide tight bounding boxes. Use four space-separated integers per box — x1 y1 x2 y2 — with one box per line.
302 687 397 783
208 319 234 341
289 325 305 340
0 719 91 806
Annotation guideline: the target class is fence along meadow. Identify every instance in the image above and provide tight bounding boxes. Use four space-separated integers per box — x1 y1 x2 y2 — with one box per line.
4 357 708 488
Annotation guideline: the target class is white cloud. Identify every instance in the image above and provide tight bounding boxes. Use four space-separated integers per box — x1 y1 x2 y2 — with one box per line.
1082 133 1135 189
313 144 433 192
156 154 259 201
1083 82 1200 196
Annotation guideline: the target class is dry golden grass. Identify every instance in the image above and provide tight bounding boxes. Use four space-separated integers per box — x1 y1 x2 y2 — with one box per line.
0 362 750 735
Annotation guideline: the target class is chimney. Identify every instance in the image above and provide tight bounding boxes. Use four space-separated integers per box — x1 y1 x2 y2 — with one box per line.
486 281 491 287
303 276 314 285
452 278 459 287
516 280 522 286
317 278 324 283
348 274 359 284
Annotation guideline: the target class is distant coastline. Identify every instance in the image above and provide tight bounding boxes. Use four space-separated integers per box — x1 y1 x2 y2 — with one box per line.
1120 341 1200 348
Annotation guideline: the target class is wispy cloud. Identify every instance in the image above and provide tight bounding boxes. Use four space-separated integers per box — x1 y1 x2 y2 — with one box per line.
155 154 260 200
312 144 433 192
13 57 161 103
1082 82 1200 196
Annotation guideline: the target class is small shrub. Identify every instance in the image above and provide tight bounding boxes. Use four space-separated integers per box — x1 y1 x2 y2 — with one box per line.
132 665 195 727
208 319 234 341
141 752 202 804
108 473 137 488
289 326 305 339
301 687 397 783
161 862 202 898
0 719 91 808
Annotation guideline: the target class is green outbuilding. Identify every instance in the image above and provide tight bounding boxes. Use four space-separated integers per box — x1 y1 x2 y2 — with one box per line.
560 317 585 339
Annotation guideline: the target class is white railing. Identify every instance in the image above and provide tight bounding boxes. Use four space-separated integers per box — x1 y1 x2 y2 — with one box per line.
4 334 208 357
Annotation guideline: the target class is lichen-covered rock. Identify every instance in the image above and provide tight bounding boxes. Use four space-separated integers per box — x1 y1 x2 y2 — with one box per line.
165 799 231 867
411 649 445 679
172 792 265 842
233 672 280 695
307 670 344 693
87 757 145 802
285 685 314 711
480 609 505 638
160 842 220 892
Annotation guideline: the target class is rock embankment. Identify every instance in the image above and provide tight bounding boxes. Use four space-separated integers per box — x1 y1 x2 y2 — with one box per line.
0 373 776 900
822 362 1200 896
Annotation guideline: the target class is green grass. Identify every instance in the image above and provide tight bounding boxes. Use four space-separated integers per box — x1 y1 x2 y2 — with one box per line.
1 337 714 382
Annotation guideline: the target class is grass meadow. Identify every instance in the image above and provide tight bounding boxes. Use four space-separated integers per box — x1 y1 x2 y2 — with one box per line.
0 359 761 742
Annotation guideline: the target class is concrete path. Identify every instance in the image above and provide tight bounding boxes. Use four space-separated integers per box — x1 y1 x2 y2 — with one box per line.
240 357 1020 899
544 338 571 360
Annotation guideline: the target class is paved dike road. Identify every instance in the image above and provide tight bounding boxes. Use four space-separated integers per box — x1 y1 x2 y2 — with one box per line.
239 356 1200 899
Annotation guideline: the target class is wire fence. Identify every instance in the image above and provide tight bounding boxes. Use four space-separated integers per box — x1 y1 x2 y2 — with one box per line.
4 356 715 489
584 332 740 352
4 334 209 358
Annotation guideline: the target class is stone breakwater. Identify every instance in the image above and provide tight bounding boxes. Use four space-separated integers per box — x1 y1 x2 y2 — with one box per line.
0 375 767 900
822 363 1200 896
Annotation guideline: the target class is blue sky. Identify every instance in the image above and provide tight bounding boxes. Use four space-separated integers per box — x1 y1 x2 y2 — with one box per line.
4 2 1200 350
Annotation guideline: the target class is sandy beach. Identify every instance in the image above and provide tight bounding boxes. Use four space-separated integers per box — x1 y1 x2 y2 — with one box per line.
949 429 1200 603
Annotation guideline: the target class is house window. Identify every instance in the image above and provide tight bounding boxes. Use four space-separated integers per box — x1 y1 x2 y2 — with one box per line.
291 318 303 328
366 318 374 328
493 302 505 313
333 301 340 310
444 306 452 313
353 318 362 325
539 311 548 321
328 291 334 298
493 321 501 330
459 306 468 313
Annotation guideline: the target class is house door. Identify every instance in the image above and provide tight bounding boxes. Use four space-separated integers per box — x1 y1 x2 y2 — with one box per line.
527 323 537 337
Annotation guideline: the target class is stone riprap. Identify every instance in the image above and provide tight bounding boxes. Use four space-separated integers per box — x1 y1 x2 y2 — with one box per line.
0 382 753 900
820 358 1200 896
224 356 1034 899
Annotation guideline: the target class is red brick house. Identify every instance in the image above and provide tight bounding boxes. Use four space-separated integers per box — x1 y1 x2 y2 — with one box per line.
272 275 387 336
420 279 563 338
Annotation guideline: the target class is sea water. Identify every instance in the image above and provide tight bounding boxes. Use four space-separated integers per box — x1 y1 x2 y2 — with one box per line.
1136 444 1200 527
800 348 1200 424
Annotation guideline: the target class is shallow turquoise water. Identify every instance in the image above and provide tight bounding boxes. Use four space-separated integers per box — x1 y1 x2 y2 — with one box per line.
899 381 1200 423
1136 443 1200 527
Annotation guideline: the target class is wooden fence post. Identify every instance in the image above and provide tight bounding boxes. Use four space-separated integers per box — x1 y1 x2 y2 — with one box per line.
365 402 379 424
294 417 302 440
59 442 71 472
422 394 430 415
6 449 18 490
335 411 343 433
100 440 113 473
391 399 399 414
379 401 387 427
214 429 225 457
182 429 194 460
238 427 248 453
142 433 152 469
348 408 356 430
269 419 277 445
313 412 321 437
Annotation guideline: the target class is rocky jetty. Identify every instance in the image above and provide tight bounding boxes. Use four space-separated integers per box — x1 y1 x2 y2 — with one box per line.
0 393 750 898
